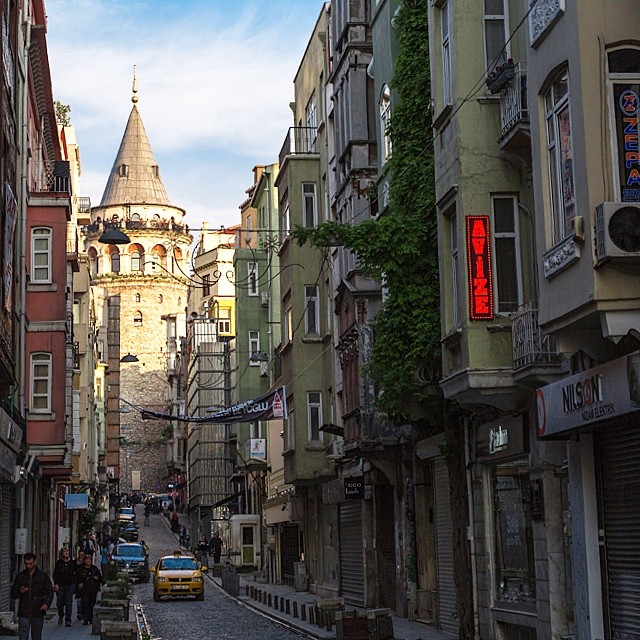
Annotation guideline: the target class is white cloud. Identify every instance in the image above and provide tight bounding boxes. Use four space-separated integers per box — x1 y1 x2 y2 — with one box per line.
46 0 323 218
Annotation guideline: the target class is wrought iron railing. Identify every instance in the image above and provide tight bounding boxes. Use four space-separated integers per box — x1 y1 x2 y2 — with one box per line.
511 301 558 370
500 62 528 137
77 196 92 213
278 127 319 165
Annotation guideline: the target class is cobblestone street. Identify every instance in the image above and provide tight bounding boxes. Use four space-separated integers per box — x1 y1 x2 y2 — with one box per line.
133 509 306 640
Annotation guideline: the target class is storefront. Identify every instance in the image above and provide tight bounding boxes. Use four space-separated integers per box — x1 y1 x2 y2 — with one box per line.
536 351 640 639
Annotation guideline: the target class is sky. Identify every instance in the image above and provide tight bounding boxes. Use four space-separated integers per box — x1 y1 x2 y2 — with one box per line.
45 0 325 231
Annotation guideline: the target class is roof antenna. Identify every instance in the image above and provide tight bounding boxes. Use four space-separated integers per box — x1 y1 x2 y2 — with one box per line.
132 65 138 104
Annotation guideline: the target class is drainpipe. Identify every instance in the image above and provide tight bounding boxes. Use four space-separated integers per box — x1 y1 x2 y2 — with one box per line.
16 0 33 541
464 418 480 640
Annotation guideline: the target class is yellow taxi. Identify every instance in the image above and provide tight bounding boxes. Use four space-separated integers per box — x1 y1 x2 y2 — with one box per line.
151 550 207 601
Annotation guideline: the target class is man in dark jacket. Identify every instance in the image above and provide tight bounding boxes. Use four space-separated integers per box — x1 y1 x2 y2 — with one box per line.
77 554 102 625
52 547 76 627
10 552 53 640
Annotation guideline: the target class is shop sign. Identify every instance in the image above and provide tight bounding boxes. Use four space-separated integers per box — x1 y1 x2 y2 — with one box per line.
0 407 22 450
536 352 640 437
466 216 494 321
344 477 365 500
476 415 526 462
615 86 640 201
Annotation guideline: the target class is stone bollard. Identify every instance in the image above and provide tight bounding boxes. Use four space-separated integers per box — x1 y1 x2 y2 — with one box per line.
309 606 315 625
293 601 298 618
273 595 278 610
301 604 306 621
280 598 285 612
245 585 249 596
268 593 272 607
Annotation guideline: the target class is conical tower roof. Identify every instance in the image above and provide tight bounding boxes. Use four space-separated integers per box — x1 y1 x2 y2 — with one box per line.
100 79 171 207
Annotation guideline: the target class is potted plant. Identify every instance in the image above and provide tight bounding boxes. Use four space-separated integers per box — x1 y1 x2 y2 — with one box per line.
486 59 516 94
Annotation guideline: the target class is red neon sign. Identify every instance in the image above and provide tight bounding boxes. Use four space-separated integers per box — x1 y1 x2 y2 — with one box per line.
466 215 493 321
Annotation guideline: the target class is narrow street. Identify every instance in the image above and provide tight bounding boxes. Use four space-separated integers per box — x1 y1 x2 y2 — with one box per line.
133 508 305 640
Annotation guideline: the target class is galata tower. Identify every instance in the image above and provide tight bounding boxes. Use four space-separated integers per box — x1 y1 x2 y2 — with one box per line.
84 76 191 494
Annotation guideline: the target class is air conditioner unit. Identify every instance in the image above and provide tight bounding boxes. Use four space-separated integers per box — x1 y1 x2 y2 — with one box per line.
260 292 269 307
595 203 640 265
327 440 344 459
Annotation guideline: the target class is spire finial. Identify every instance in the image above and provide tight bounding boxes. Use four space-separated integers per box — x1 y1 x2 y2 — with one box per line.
132 65 139 104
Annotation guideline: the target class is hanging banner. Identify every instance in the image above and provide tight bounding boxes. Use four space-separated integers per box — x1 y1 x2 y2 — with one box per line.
126 385 287 424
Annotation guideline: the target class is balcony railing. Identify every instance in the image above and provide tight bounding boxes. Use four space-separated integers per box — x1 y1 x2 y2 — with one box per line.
83 219 189 236
511 302 559 370
278 127 318 165
32 161 71 195
77 196 92 214
500 62 528 137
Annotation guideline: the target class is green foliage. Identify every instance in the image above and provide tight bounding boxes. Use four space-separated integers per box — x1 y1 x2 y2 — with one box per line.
78 491 102 534
55 101 71 126
292 0 438 420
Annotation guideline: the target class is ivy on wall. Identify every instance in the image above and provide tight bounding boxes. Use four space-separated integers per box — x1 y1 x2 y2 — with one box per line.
293 0 439 421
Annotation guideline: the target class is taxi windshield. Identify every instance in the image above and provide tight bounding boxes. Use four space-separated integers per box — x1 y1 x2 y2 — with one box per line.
160 558 197 571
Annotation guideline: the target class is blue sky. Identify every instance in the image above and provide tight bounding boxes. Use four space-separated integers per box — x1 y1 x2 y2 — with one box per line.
46 0 325 230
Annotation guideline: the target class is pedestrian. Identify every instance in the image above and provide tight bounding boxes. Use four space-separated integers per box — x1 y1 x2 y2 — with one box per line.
197 535 209 568
77 554 102 626
52 547 77 627
209 531 223 564
143 502 151 527
99 545 112 584
170 509 179 532
179 525 186 547
81 531 96 557
10 551 53 640
74 551 85 621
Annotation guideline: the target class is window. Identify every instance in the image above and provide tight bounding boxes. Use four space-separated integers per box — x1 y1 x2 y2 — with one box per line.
97 340 105 362
302 183 317 228
608 48 640 202
441 1 452 106
131 252 141 271
305 285 320 335
133 311 143 327
88 248 98 276
493 464 536 604
448 207 460 326
158 294 163 304
119 164 129 177
111 250 120 273
248 262 258 296
134 292 141 303
484 0 508 73
307 392 322 441
286 408 295 451
249 331 260 365
130 212 141 221
218 308 231 335
281 199 290 240
284 302 293 343
492 196 522 313
306 94 317 152
380 85 392 161
31 227 51 283
202 273 210 297
30 353 51 412
545 71 576 243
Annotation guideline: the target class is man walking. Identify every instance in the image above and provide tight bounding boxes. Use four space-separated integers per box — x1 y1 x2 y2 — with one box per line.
10 552 53 640
209 531 223 564
77 554 102 626
52 547 76 627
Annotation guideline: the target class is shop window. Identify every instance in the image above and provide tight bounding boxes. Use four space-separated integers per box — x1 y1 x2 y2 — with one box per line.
493 464 536 604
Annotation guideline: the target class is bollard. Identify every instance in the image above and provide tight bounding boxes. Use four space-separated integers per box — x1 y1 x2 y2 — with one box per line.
309 606 315 625
325 611 332 631
280 598 285 612
315 605 321 627
301 604 306 621
293 601 298 618
245 585 249 596
274 595 278 610
268 593 272 607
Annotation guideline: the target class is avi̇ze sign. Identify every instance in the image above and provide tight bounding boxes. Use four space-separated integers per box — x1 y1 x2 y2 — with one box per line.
466 215 493 320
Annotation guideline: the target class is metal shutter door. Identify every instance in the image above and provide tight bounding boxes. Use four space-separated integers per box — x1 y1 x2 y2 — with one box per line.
599 422 640 639
0 483 12 611
339 501 365 606
434 458 459 635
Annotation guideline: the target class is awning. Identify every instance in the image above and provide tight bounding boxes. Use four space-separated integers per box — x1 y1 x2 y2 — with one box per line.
212 491 242 508
320 423 344 437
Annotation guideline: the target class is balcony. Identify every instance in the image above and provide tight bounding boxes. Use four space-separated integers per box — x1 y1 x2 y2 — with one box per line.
511 302 564 384
32 161 71 195
343 408 399 455
278 127 318 165
499 62 530 154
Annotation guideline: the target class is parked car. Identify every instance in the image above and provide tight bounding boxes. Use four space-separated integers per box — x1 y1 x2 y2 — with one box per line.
151 551 205 601
111 542 150 583
117 506 136 522
118 521 139 542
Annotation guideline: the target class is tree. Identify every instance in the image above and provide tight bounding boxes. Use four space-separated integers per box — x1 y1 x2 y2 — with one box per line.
55 101 71 126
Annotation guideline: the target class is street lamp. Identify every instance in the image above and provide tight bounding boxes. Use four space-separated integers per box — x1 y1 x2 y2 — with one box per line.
249 351 269 362
120 353 139 363
98 227 131 245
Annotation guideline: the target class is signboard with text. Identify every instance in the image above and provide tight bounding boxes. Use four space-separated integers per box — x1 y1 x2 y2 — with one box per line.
466 216 494 320
536 352 640 437
344 477 364 500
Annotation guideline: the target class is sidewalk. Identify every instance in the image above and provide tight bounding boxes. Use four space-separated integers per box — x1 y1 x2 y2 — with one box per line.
165 510 456 640
207 571 456 640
